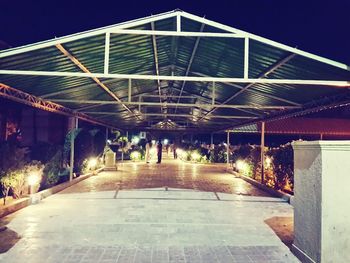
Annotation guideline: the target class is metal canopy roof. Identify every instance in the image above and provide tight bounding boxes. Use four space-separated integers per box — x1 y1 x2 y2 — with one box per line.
0 10 349 131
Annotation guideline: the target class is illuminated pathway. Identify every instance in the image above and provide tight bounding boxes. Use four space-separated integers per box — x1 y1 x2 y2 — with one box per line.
0 158 299 262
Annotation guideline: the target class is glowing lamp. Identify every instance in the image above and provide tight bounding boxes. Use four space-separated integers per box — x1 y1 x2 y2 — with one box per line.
27 173 40 186
191 152 201 162
163 139 169 145
88 158 98 169
236 160 248 173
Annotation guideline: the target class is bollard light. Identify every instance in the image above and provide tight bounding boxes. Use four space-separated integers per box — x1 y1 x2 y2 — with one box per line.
88 158 98 170
27 173 40 186
191 152 201 162
236 160 249 173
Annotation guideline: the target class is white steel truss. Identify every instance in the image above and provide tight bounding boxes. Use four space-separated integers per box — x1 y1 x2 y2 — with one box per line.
0 9 349 131
0 83 116 128
0 70 348 86
0 10 348 71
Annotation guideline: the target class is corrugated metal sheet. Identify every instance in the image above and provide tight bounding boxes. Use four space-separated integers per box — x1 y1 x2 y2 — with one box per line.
0 10 349 131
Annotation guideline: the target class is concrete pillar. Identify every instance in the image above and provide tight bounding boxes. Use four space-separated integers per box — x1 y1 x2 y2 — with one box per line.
292 141 350 263
210 133 214 145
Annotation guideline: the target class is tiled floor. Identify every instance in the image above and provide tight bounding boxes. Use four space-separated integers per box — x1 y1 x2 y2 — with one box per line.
0 158 299 262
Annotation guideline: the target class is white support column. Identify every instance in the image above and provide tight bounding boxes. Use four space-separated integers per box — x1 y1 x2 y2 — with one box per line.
244 37 249 79
212 82 216 106
104 33 110 74
260 121 265 184
292 141 350 263
226 131 230 168
69 117 78 181
210 133 214 145
128 79 132 103
105 127 109 145
138 96 141 113
176 14 181 32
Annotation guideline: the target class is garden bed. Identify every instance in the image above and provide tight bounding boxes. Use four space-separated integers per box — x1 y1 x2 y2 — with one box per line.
0 167 104 218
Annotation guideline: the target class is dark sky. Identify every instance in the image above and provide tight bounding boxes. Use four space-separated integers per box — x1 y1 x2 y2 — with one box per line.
1 0 350 65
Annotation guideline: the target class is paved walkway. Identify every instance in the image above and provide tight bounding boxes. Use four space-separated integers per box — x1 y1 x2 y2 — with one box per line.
0 158 299 263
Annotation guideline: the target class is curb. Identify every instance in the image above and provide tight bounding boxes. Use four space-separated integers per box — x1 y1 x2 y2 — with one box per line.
0 167 104 218
227 169 293 204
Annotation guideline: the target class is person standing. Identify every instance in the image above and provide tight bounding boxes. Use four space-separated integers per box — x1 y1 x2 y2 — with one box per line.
145 140 151 163
173 143 177 159
156 139 162 164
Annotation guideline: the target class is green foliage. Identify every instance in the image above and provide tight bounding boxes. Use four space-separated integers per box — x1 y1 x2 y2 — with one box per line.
130 151 142 161
91 129 105 156
63 128 82 161
0 161 44 205
41 147 67 189
268 143 294 190
117 136 129 149
0 142 30 203
64 128 100 175
210 145 227 163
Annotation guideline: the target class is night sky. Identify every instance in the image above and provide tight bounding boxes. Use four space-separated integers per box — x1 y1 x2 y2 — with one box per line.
1 0 350 65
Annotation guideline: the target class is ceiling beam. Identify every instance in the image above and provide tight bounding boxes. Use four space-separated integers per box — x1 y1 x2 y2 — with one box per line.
1 69 347 86
110 29 244 38
151 22 162 106
55 43 142 121
173 66 302 106
49 99 301 109
175 22 205 113
0 10 180 59
0 83 117 129
83 112 257 119
198 53 298 121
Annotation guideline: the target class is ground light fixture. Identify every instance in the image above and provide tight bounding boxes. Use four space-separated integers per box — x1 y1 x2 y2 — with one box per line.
27 173 40 186
27 172 40 195
236 160 249 174
88 157 98 170
163 139 169 145
175 148 185 159
191 152 201 162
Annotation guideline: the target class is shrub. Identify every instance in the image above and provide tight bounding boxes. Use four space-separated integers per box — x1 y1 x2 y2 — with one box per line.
130 151 142 161
209 145 227 163
90 129 105 156
0 161 44 205
64 128 94 175
41 147 67 189
268 143 294 191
